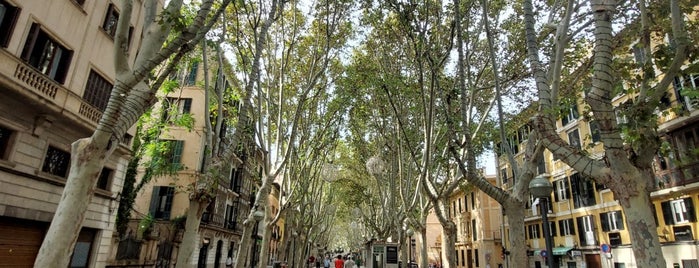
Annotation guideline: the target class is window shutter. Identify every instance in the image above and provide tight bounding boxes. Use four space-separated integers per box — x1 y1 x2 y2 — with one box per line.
685 198 696 222
661 201 675 225
617 212 625 230
162 187 174 219
187 62 198 85
600 213 609 232
172 140 184 165
148 187 161 216
554 181 560 202
182 99 192 114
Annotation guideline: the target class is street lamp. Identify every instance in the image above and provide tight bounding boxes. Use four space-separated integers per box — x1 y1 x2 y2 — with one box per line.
529 175 555 268
406 229 414 267
251 210 265 268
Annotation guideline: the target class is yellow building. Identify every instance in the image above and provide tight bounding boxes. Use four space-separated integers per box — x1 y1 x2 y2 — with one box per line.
117 55 267 267
496 73 699 267
425 174 504 268
0 0 149 267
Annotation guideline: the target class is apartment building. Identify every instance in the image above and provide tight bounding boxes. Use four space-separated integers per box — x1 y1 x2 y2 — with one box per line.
424 175 503 268
496 71 699 267
107 54 270 267
0 0 149 267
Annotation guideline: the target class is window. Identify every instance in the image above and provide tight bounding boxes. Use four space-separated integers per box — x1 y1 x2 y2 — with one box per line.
577 215 598 246
96 167 113 191
225 204 235 229
501 168 508 185
559 219 575 236
148 186 174 219
673 225 694 241
601 210 625 231
83 70 113 111
230 167 243 192
570 173 596 209
474 249 479 267
472 219 477 241
536 150 546 174
458 198 462 212
547 221 557 237
527 224 540 239
42 146 70 178
561 103 579 126
673 125 699 164
186 62 199 85
0 0 20 48
159 140 184 168
609 232 622 246
69 228 96 268
614 263 626 268
0 125 14 160
662 198 696 225
103 4 119 38
162 98 193 122
554 177 570 202
589 121 601 143
471 192 475 210
567 129 582 150
673 74 699 112
21 23 73 84
72 0 86 6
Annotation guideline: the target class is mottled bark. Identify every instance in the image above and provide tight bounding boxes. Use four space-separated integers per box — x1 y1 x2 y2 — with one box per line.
33 0 231 266
440 223 457 268
176 199 210 267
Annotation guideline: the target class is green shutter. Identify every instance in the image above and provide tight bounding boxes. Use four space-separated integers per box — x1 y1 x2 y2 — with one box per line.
148 187 161 216
172 140 184 166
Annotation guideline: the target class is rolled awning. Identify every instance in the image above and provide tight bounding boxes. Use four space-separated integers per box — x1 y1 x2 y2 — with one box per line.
552 247 574 255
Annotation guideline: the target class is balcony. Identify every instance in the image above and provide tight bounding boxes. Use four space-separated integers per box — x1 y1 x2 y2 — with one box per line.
655 162 699 189
0 49 102 127
201 212 225 228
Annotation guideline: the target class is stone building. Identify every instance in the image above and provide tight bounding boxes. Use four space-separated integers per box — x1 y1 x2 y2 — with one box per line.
0 0 148 267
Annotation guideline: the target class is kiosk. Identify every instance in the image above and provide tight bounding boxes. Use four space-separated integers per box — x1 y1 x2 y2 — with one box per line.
363 242 399 268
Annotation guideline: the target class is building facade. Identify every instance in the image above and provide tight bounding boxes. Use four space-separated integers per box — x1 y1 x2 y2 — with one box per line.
496 72 699 267
108 54 270 268
424 175 503 268
0 0 148 267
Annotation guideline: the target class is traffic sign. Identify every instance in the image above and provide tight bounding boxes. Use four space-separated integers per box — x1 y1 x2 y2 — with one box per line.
600 243 611 253
540 250 548 257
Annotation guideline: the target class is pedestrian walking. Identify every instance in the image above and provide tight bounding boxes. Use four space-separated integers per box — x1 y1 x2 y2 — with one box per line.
324 256 331 268
344 256 356 268
334 255 344 268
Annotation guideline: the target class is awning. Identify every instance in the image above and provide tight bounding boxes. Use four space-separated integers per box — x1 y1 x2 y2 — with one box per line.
552 247 574 255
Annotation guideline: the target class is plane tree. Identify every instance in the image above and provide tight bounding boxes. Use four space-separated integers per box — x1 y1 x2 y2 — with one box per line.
522 0 694 266
34 1 232 267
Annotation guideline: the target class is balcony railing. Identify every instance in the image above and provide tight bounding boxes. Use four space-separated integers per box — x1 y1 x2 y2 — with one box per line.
655 162 699 189
1 49 103 126
201 212 225 228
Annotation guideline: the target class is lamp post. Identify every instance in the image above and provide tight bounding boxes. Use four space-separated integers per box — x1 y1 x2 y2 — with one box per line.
406 229 414 267
251 210 265 268
529 175 556 268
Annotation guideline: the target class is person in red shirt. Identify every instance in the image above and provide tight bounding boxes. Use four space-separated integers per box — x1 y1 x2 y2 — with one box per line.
334 255 344 268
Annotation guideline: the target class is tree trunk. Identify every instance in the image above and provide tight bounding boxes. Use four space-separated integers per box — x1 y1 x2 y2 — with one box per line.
440 223 457 268
176 198 210 268
503 204 527 268
617 170 666 267
418 228 428 268
258 213 273 268
34 137 111 268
